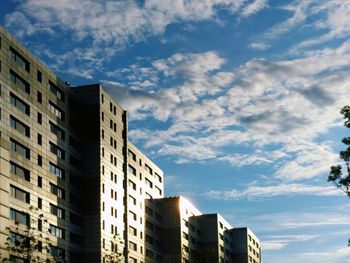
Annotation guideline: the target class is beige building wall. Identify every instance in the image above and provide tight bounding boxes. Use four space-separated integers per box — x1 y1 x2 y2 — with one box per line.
126 142 164 263
0 27 84 262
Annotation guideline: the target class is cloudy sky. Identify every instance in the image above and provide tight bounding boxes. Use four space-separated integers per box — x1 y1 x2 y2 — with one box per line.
2 0 350 262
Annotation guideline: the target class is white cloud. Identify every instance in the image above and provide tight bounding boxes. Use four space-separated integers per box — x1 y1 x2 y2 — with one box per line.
104 39 350 181
204 183 341 200
249 42 270 50
262 234 317 251
256 1 350 52
4 0 267 76
241 0 268 18
104 39 350 182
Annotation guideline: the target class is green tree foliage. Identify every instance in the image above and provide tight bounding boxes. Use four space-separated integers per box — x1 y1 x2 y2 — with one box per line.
328 105 350 198
328 106 350 247
104 235 124 263
2 206 57 263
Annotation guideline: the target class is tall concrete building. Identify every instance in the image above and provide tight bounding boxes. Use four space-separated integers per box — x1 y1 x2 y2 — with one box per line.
230 228 261 263
155 197 261 263
0 27 164 263
0 27 261 263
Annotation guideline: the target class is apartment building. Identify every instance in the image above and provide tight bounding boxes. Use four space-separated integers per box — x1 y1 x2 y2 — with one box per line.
0 27 164 263
156 197 262 263
230 228 261 263
153 197 202 263
0 27 261 263
194 214 234 263
0 27 85 262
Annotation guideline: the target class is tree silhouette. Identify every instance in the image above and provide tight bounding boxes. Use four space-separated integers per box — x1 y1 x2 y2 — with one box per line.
328 105 350 197
328 105 350 247
2 206 59 262
104 235 124 263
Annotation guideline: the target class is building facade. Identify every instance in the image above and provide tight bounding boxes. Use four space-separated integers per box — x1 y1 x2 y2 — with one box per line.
0 27 164 263
0 27 260 263
155 197 261 263
230 228 261 263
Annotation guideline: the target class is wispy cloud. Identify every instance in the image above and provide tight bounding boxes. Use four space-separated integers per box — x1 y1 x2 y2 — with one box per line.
262 234 317 251
241 0 268 18
103 39 350 181
204 183 341 200
255 1 350 52
249 42 270 50
4 0 267 76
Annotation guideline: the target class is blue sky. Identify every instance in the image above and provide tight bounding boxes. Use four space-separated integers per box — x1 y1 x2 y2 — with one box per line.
2 0 350 262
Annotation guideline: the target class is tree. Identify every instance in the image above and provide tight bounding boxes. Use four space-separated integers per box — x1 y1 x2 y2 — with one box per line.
328 105 350 247
2 206 58 263
328 105 350 197
104 235 124 263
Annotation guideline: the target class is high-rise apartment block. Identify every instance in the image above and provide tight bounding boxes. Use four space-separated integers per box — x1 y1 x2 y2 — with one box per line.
0 27 261 263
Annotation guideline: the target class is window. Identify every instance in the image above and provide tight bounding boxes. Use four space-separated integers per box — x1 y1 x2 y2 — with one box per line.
49 245 65 260
155 186 162 196
128 165 136 175
129 195 136 205
10 139 30 159
70 212 82 226
155 172 162 183
48 102 65 120
10 185 30 203
49 224 64 239
183 245 189 253
129 211 137 221
37 91 42 103
145 206 153 216
49 81 64 101
38 176 42 187
49 162 65 179
155 213 162 221
10 47 30 72
129 241 137 251
37 70 42 82
50 183 65 199
10 93 30 115
50 142 65 160
9 255 26 263
145 164 153 175
146 235 154 244
37 134 42 145
49 121 65 140
129 226 137 236
146 220 153 230
10 208 29 226
38 198 42 209
145 178 153 188
128 180 136 190
146 249 153 259
10 115 30 136
37 112 42 124
10 70 30 93
10 162 30 181
70 232 83 245
50 204 65 219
